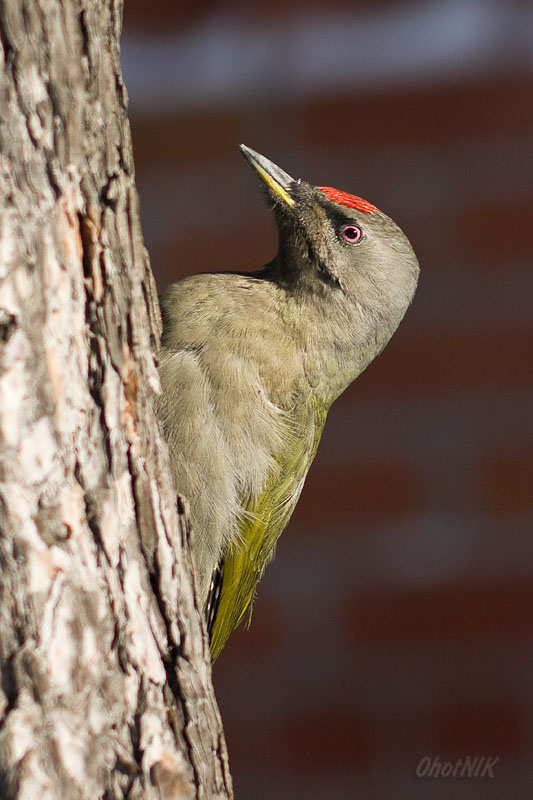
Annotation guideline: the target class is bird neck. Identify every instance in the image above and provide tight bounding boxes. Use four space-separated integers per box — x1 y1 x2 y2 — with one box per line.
258 256 398 407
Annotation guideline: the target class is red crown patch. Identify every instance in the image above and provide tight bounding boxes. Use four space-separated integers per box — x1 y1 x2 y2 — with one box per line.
319 187 378 215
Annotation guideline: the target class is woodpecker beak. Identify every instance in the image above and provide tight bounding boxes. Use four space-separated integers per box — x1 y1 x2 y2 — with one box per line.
240 144 295 208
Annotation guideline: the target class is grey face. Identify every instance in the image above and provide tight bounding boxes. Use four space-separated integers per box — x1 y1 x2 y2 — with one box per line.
272 180 419 333
240 144 419 347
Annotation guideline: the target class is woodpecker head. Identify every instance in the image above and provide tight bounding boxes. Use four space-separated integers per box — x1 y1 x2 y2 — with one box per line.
240 144 419 366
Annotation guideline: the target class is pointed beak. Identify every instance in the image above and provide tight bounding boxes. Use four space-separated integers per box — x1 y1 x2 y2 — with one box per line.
239 144 296 208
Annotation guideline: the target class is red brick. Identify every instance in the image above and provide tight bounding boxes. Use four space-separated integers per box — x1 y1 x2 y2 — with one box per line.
131 78 533 172
346 580 533 646
213 719 278 773
124 0 415 32
213 595 284 666
276 709 374 771
124 0 212 30
157 225 276 285
340 325 533 399
479 450 533 514
301 77 533 149
430 701 526 757
296 460 420 525
240 0 392 14
459 198 533 266
131 109 245 170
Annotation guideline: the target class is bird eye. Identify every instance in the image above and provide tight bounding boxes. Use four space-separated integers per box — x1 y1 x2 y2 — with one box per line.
342 224 363 243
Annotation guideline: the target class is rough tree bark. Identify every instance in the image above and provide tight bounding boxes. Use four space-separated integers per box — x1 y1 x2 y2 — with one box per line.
0 1 232 798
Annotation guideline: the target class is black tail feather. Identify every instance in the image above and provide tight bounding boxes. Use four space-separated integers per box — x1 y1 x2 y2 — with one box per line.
205 558 225 641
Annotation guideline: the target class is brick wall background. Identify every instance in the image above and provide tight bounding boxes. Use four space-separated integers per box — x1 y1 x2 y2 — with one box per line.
123 1 533 796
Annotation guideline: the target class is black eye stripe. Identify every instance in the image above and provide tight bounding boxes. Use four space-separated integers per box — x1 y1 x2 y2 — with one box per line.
305 237 342 289
318 258 342 288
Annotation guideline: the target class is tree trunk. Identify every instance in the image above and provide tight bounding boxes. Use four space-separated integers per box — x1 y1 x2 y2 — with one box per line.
0 2 232 798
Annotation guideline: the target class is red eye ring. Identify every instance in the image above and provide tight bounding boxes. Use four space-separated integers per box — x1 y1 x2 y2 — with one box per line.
342 224 363 243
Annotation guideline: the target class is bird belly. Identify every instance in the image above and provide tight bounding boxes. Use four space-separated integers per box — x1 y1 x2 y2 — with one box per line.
156 344 303 605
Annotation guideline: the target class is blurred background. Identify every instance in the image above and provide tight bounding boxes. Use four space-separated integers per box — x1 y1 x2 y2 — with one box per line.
122 1 533 797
